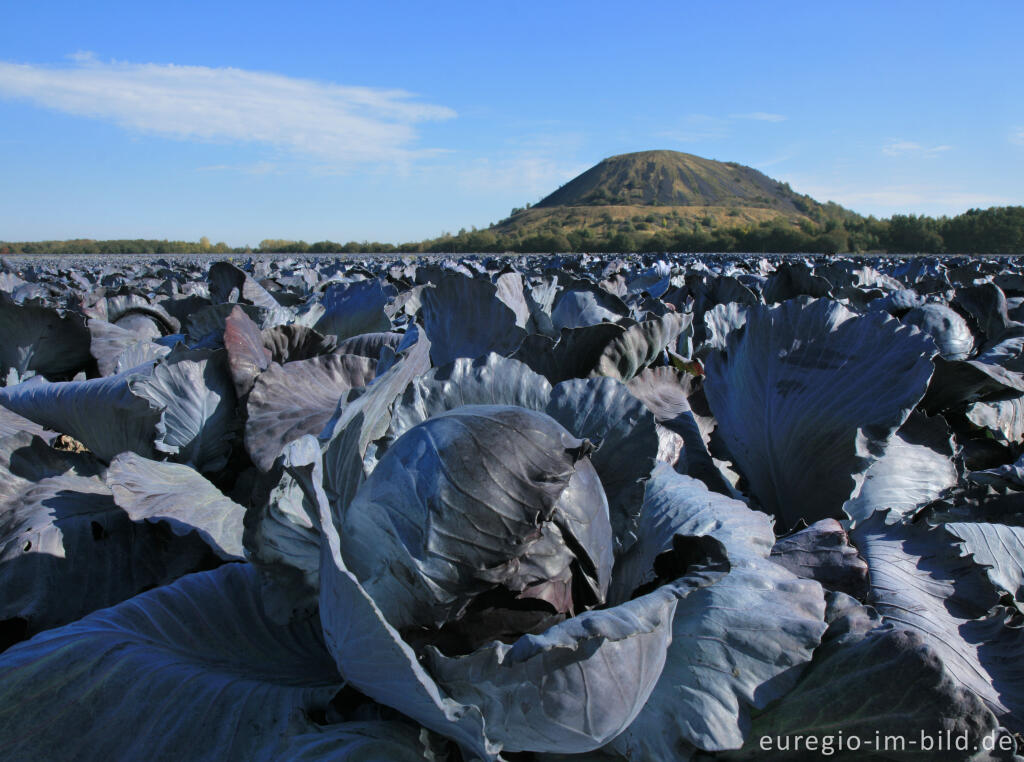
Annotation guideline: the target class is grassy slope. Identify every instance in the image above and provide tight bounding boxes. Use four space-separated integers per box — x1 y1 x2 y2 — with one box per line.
491 204 804 238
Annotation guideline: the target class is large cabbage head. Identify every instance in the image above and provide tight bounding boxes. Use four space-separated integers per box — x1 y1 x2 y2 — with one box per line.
338 404 614 651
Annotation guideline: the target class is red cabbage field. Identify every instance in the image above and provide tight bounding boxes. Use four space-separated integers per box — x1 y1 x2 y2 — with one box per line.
1 252 1023 760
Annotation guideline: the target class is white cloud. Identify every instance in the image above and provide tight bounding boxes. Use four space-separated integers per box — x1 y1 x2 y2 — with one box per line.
794 181 1010 215
0 55 455 164
1011 127 1024 145
660 112 787 144
752 153 796 169
882 140 952 157
732 112 787 122
455 155 590 200
194 161 280 175
658 114 730 143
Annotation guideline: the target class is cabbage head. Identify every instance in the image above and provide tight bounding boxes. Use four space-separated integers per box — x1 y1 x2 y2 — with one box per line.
0 353 826 760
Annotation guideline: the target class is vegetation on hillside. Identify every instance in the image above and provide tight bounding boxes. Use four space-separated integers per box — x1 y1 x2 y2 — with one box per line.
4 206 1021 256
407 205 1024 255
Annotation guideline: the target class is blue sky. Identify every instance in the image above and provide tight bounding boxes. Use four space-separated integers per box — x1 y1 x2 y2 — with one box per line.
2 1 1022 246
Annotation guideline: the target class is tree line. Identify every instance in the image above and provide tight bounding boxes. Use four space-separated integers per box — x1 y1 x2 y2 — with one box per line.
3 206 1022 256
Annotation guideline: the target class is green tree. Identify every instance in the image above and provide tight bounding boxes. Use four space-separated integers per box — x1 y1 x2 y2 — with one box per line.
607 232 638 253
941 207 1024 253
518 232 572 253
886 215 944 253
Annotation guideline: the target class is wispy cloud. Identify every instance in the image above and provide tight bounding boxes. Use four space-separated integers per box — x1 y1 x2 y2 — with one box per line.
455 155 590 200
882 139 952 157
794 180 1009 215
660 111 787 144
1011 127 1024 146
0 54 455 164
194 161 280 175
752 153 796 169
732 112 787 122
658 114 730 143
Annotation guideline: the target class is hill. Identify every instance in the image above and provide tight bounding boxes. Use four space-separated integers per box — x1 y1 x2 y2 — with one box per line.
489 150 858 242
535 150 818 213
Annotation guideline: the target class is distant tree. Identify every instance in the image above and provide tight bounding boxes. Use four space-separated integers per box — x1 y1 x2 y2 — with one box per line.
941 207 1024 253
308 241 342 253
518 232 572 253
567 230 589 251
641 233 670 253
814 228 849 255
465 230 499 252
710 231 738 251
886 215 944 253
607 232 638 253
